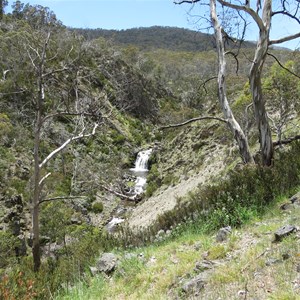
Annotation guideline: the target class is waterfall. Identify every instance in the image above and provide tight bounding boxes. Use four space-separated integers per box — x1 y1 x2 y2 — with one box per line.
131 149 153 172
106 149 152 233
130 149 152 195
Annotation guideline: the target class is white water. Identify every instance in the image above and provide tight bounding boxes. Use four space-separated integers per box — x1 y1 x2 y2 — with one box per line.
130 149 152 195
106 149 152 233
131 149 153 172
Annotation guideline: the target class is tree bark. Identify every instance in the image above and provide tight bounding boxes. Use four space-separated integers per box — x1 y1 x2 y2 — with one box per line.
249 0 273 166
210 0 254 164
32 110 41 272
31 32 50 272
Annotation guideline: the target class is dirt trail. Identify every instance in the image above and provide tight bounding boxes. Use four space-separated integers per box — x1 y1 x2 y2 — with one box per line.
127 145 227 230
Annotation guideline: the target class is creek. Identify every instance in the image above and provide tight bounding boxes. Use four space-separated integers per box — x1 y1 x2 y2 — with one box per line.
106 149 152 232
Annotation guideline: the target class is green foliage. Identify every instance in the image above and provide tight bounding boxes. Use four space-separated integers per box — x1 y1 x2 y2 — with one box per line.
207 244 227 260
72 26 255 52
0 231 19 269
0 226 112 300
0 113 13 145
91 202 104 213
145 164 161 197
40 202 74 243
0 146 15 184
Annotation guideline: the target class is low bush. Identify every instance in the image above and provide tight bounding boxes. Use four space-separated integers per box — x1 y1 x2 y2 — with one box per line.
91 202 104 213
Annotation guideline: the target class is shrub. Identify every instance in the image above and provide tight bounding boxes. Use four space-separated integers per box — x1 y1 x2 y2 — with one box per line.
91 202 104 213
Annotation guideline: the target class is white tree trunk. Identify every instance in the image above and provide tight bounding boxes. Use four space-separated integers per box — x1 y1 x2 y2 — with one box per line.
249 0 273 166
210 0 254 164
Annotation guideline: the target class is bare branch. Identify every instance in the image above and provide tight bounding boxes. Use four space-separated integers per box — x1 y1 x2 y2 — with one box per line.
273 135 300 147
39 123 99 169
217 0 264 31
38 195 87 205
174 0 264 36
199 76 217 94
174 0 201 4
269 32 300 46
42 66 69 78
0 89 27 96
267 53 300 79
100 184 140 202
159 116 227 130
39 172 51 186
225 51 239 74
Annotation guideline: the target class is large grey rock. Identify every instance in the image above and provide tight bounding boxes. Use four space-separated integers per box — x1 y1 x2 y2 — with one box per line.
216 226 232 242
274 225 297 242
290 192 300 204
182 274 206 296
96 253 118 274
280 192 300 210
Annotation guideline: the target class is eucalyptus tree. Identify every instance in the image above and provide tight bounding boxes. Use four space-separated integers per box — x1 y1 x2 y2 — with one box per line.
175 0 300 165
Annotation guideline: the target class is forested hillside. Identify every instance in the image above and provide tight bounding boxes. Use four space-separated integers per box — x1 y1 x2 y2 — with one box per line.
72 26 256 52
1 1 300 299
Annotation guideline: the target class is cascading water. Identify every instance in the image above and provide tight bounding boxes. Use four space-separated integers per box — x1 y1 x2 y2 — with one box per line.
130 149 152 195
106 149 152 232
132 149 153 172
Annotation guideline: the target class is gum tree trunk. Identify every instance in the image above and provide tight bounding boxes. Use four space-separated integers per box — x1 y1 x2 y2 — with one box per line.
210 0 254 164
249 0 273 166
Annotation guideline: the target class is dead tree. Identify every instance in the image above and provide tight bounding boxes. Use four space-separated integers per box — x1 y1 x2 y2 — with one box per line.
27 31 104 271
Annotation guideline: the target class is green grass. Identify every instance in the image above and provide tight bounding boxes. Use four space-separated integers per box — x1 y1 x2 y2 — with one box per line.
55 197 300 299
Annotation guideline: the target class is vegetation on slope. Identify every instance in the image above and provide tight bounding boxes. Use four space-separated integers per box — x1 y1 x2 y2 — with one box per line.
54 142 300 299
0 1 299 299
72 26 256 52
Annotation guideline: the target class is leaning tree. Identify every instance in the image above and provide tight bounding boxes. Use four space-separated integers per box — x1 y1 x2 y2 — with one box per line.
175 0 300 166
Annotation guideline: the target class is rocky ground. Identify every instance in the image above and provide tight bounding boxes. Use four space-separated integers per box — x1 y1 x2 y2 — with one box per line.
65 192 300 300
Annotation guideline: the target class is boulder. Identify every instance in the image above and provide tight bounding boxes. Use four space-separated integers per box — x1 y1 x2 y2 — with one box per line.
194 259 214 272
290 192 300 204
95 253 118 274
216 226 232 242
274 225 297 242
182 274 207 296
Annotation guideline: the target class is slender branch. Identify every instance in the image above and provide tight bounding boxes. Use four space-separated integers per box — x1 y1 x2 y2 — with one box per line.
174 0 201 3
267 53 300 79
272 11 300 25
39 195 87 205
273 135 300 147
225 51 239 74
39 172 51 186
269 32 300 46
217 0 264 31
159 116 227 130
174 0 264 33
100 184 139 202
199 76 218 94
0 89 27 96
39 123 99 168
42 66 68 78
